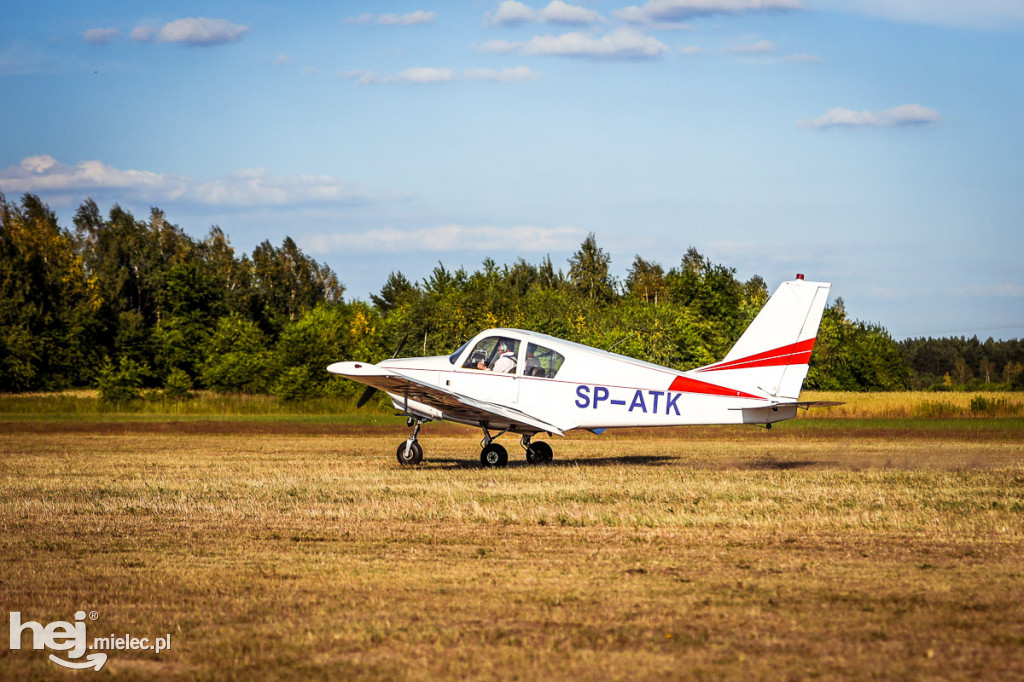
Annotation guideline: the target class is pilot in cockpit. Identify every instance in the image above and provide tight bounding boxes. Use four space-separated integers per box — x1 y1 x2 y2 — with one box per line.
478 339 517 373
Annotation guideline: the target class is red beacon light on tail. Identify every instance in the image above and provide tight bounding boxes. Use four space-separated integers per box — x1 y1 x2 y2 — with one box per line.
796 273 804 280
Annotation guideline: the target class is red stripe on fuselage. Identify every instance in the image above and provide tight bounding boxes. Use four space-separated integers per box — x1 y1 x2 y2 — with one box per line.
697 338 816 373
667 375 764 400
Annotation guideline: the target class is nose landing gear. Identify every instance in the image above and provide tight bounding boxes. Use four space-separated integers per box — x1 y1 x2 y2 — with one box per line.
396 417 429 465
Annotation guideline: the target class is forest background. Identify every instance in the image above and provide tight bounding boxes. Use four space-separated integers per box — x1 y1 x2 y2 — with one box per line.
2 193 1022 402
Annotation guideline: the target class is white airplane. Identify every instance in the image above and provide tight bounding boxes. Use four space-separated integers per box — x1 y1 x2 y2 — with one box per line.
328 275 840 467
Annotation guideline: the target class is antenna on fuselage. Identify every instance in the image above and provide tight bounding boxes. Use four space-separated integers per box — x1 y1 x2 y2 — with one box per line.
607 330 635 352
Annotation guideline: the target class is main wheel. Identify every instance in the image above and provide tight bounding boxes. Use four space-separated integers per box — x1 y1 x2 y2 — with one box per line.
527 440 553 463
480 443 508 468
396 440 423 465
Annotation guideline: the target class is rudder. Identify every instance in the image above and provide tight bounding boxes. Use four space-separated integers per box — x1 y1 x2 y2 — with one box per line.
693 277 831 400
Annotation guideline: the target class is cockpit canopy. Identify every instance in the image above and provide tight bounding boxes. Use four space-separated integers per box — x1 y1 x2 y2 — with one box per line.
449 333 565 379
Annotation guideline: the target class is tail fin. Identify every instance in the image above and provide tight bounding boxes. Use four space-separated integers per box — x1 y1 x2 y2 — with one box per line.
694 277 831 400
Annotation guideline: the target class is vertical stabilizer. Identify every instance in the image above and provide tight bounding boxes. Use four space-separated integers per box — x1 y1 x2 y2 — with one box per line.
692 278 831 400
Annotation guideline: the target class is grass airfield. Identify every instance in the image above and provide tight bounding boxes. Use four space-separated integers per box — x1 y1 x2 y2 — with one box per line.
2 393 1024 679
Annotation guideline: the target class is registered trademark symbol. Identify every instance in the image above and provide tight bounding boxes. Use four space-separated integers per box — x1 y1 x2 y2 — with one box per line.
89 611 99 621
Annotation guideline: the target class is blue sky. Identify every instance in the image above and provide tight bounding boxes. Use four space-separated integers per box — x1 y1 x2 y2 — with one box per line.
2 1 1022 339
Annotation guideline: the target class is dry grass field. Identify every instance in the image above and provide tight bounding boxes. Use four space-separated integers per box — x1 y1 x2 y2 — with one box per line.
2 393 1023 679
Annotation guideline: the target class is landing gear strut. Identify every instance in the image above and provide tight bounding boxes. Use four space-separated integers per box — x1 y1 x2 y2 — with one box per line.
522 435 553 464
396 417 428 465
479 427 509 468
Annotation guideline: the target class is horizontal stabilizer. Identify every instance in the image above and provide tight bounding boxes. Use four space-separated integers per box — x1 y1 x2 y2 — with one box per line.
786 400 845 409
729 400 845 411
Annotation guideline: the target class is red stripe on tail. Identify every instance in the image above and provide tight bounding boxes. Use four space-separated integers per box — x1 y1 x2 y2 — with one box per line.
697 338 816 373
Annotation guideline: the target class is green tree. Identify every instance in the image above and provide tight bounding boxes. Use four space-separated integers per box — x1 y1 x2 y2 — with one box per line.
625 256 666 305
806 300 909 391
199 314 273 393
568 233 616 303
370 271 417 312
273 304 357 398
0 194 98 390
251 237 344 332
96 356 148 404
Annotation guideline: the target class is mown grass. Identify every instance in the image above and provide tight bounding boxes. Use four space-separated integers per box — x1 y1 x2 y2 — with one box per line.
2 417 1023 680
3 390 1023 421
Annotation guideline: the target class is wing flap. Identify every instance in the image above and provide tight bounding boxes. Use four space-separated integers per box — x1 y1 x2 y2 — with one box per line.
327 362 568 436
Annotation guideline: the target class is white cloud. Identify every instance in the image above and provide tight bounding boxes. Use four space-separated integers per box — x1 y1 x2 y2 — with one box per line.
273 53 296 65
383 67 456 83
0 155 378 207
464 66 541 82
84 28 120 45
487 1 605 26
616 0 805 25
133 18 250 46
521 29 669 59
728 39 776 54
488 1 539 24
380 11 438 25
799 104 941 129
345 11 437 26
305 225 585 253
679 45 708 54
338 66 539 84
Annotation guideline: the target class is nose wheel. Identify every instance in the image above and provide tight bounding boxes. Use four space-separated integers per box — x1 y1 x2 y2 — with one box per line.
396 440 423 465
396 417 428 466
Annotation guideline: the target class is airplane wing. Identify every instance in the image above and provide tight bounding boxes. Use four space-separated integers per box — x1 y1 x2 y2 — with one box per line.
327 361 568 436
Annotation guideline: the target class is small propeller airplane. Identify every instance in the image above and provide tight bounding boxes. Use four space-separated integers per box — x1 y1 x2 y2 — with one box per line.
328 275 841 467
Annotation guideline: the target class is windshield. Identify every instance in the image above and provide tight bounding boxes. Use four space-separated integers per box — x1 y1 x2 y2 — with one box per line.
448 340 471 365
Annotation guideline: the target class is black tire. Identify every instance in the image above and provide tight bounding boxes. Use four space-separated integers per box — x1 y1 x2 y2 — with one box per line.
531 440 553 463
480 443 508 468
396 440 423 465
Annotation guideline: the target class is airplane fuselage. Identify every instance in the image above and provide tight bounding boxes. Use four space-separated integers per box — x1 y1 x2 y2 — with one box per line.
376 328 797 434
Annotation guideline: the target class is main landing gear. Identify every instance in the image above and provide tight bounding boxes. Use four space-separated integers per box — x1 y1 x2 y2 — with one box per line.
523 435 553 465
395 418 555 468
478 431 554 468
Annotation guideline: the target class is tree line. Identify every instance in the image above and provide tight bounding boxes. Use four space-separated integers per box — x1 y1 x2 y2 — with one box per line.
2 193 1016 401
900 336 1024 390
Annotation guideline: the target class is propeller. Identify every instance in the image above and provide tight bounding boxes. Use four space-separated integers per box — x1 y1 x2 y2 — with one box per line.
356 385 377 409
355 333 408 409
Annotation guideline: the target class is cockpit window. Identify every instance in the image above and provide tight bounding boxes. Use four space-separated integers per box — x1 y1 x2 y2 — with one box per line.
462 336 520 373
524 343 565 379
